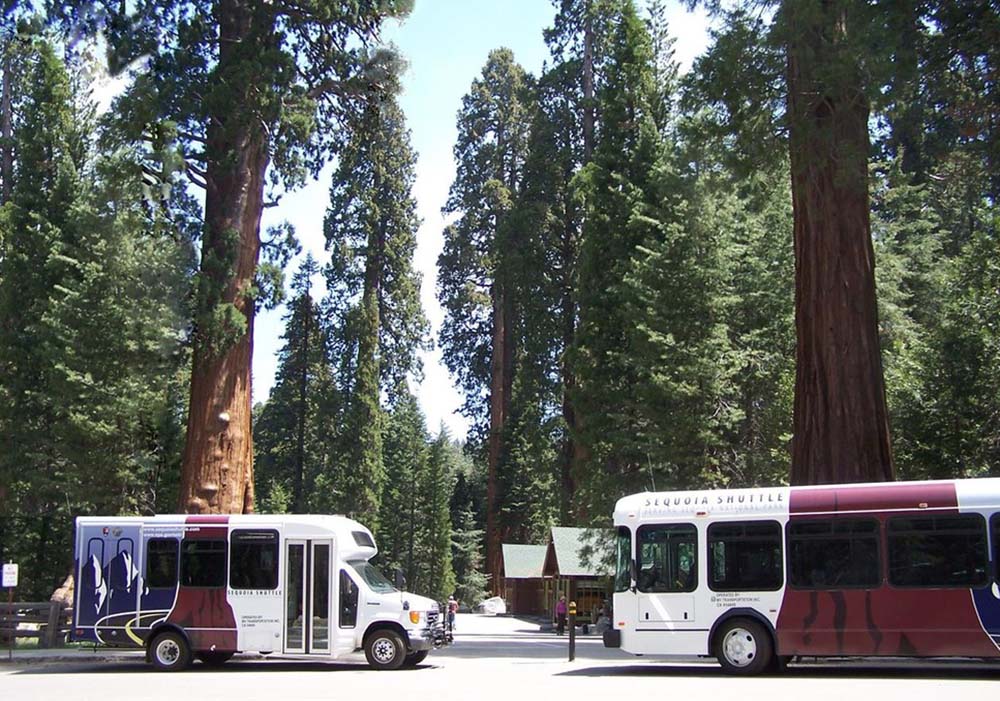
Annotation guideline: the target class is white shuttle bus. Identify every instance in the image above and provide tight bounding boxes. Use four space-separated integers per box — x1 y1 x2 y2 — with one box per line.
72 514 450 671
604 479 1000 674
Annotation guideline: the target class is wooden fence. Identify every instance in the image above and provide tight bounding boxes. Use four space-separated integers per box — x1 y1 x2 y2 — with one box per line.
0 601 72 648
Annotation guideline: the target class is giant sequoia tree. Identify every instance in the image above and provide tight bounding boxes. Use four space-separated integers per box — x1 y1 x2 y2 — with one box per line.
782 1 894 484
54 0 413 514
438 48 534 582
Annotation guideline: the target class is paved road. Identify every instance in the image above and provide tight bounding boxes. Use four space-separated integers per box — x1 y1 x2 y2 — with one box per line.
3 614 999 701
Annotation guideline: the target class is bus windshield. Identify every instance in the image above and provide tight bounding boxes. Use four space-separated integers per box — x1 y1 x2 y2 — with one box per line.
348 560 397 594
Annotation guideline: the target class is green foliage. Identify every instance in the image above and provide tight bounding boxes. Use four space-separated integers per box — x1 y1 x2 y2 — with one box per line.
570 0 664 515
323 90 428 528
438 48 535 436
376 399 457 601
254 255 339 513
422 430 457 600
0 37 192 598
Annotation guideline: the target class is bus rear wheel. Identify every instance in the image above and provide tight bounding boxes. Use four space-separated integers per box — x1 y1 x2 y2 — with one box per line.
714 618 772 675
149 631 192 672
197 651 234 667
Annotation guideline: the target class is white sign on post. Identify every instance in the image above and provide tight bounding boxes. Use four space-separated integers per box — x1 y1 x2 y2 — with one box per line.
2 563 17 588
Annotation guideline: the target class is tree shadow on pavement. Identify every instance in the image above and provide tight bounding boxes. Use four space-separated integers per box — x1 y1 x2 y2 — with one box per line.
558 661 1000 681
8 660 441 675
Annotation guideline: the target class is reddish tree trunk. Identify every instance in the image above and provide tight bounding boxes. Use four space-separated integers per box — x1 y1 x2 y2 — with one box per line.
486 284 507 590
178 1 271 514
786 0 894 486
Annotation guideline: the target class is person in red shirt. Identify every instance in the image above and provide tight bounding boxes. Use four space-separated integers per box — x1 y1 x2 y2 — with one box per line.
555 595 568 635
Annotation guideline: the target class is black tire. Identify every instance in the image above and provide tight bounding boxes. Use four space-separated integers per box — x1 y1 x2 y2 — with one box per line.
713 618 773 676
197 651 234 667
364 629 406 670
402 649 429 667
149 630 192 672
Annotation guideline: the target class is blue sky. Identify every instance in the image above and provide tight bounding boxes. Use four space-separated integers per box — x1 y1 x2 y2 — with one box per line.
254 0 710 440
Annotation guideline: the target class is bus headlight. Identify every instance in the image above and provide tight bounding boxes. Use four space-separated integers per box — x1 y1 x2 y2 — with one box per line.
409 611 422 624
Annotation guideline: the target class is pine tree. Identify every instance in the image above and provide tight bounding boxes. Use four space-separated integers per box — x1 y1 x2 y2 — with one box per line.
325 91 427 528
0 37 192 597
421 429 457 601
570 0 664 516
377 391 428 585
254 255 338 513
450 504 488 608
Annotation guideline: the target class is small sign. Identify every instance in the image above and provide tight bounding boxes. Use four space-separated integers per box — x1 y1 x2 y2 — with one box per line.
2 563 17 588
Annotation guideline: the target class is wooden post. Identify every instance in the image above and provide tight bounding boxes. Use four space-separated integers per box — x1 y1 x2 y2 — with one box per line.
44 601 62 648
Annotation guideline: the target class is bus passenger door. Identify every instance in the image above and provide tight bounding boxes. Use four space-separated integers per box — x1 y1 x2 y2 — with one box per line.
635 524 697 632
284 539 333 655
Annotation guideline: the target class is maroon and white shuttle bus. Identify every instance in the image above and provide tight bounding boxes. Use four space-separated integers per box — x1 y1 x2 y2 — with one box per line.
604 478 1000 673
72 514 450 671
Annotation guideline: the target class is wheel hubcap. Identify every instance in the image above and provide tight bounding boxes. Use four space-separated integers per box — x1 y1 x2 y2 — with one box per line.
157 639 180 666
373 637 396 664
722 628 757 667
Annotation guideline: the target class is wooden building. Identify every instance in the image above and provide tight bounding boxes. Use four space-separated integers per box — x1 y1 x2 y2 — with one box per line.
499 543 547 615
499 527 612 619
542 527 612 620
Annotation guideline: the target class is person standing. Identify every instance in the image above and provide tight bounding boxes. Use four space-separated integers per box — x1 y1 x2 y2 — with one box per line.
556 595 568 635
447 595 458 632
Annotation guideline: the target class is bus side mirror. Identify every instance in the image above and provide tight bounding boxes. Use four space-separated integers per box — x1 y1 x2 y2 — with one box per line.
629 559 637 592
394 568 406 591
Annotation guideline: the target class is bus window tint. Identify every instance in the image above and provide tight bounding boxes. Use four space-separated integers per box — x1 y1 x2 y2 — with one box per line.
230 530 279 589
146 538 179 589
709 521 782 591
339 570 358 628
888 514 988 588
787 519 880 589
615 527 632 592
637 524 697 593
180 540 227 587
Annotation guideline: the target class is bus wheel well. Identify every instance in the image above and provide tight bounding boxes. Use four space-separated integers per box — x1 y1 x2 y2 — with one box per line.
364 622 410 651
709 609 777 656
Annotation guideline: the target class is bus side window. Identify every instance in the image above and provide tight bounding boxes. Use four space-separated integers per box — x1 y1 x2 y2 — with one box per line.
146 538 179 589
230 530 279 590
787 519 880 589
708 520 783 592
888 514 987 588
339 570 358 628
180 539 227 588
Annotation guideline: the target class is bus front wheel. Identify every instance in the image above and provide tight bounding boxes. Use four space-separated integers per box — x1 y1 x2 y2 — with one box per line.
364 629 406 670
714 618 773 675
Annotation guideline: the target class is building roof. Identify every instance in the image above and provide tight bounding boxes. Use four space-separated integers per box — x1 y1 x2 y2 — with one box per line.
501 543 547 579
542 526 613 578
